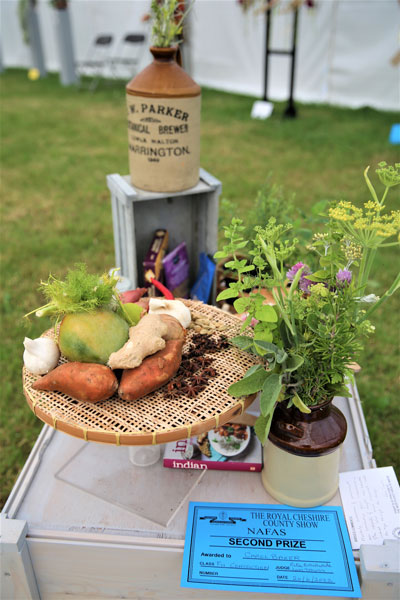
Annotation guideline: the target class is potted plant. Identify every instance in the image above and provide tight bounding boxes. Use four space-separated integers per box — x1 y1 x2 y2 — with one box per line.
215 179 319 312
215 162 400 507
126 0 201 193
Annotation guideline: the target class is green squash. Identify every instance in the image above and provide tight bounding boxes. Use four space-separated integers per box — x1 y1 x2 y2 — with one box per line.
59 310 129 364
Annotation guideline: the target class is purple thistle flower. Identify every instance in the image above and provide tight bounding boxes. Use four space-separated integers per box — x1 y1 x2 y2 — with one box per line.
299 277 313 292
286 262 311 281
336 269 352 286
286 262 313 295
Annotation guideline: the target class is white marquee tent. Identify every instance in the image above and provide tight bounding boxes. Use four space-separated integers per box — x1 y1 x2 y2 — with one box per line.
1 0 399 112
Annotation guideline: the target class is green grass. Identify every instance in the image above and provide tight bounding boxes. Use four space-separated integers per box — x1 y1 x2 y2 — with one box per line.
1 70 399 508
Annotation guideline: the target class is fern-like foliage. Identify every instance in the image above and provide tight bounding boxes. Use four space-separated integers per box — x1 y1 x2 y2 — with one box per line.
150 0 191 48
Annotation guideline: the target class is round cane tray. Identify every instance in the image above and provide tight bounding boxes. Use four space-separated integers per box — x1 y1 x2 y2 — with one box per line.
23 301 260 446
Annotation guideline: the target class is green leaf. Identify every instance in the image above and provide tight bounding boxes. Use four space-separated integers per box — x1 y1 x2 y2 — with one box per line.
216 287 239 302
260 374 282 416
285 354 304 373
288 266 304 300
238 265 255 273
254 330 273 344
292 393 311 413
254 341 272 356
276 349 288 364
253 336 274 356
254 304 278 322
228 368 269 397
251 340 280 356
233 297 250 314
214 250 228 259
265 357 276 372
223 260 238 269
121 302 143 326
319 257 332 267
231 335 253 351
331 372 343 384
333 385 352 398
311 199 330 216
306 313 320 333
279 320 294 348
306 270 329 282
244 364 264 377
254 412 274 445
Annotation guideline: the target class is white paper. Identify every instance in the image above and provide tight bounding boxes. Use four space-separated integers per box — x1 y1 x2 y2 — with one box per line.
339 466 400 550
251 101 274 120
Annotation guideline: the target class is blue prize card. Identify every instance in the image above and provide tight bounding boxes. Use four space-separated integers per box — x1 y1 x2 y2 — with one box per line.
181 502 361 597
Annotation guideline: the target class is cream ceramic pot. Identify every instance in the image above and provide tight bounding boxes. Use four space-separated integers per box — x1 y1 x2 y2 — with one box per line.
261 400 347 508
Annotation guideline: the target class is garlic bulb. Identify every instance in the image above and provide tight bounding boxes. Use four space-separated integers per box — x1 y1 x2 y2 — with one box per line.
23 337 60 375
148 298 191 328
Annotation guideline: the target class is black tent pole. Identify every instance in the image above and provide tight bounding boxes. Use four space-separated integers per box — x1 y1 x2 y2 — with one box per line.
263 8 271 101
284 7 298 118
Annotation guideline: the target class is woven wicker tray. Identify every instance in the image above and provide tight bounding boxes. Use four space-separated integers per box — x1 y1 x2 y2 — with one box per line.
23 301 260 446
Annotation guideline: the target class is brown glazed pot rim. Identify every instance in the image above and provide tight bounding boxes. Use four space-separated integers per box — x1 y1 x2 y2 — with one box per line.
278 397 334 422
150 45 178 56
268 399 347 457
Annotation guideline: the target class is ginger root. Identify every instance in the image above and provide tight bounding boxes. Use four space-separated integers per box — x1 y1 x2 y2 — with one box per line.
107 313 184 370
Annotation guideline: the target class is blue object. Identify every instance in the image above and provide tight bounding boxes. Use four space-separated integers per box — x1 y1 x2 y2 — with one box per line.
190 253 216 304
389 124 400 145
181 502 362 597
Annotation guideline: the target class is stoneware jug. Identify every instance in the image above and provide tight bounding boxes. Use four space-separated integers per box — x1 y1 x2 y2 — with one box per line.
126 46 201 193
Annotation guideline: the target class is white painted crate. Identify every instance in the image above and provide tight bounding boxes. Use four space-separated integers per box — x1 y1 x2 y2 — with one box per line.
107 169 221 295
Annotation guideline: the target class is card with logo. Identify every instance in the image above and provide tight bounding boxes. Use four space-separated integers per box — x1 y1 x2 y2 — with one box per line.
181 502 361 597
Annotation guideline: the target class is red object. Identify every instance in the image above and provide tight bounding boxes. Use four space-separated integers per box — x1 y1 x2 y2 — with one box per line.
149 278 174 299
119 288 147 304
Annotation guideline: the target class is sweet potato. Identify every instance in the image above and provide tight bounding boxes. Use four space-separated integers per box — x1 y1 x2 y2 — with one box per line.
32 362 118 403
159 314 185 341
118 339 184 401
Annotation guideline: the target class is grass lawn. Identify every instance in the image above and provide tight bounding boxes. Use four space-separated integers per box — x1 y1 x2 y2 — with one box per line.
1 69 399 508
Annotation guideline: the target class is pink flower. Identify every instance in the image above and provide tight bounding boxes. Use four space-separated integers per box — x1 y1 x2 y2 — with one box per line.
239 312 258 327
286 262 313 292
286 262 314 293
336 269 352 286
286 262 311 281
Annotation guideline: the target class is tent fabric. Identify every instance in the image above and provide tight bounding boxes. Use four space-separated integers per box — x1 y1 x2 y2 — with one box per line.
0 0 399 111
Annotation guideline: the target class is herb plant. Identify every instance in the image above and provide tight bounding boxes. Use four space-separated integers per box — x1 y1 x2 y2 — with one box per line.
24 264 140 328
215 163 400 444
150 0 191 48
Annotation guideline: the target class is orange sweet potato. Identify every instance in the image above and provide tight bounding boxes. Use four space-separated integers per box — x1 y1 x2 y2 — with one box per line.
118 339 184 401
159 314 185 341
32 362 118 403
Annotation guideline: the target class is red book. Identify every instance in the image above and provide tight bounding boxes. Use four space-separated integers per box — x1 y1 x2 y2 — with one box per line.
163 423 263 472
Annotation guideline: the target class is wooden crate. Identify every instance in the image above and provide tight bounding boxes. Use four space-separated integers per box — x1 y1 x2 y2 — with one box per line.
107 169 221 296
